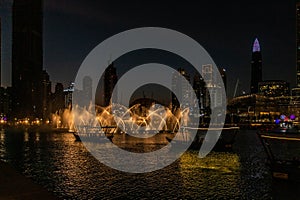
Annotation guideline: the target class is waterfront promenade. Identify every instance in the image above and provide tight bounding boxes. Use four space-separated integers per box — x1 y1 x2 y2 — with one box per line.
0 161 57 199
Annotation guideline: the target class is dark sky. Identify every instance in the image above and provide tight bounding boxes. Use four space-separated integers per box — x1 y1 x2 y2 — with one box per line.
0 0 297 97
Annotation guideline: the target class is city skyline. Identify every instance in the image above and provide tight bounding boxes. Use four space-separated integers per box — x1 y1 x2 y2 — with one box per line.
0 2 300 198
0 0 296 98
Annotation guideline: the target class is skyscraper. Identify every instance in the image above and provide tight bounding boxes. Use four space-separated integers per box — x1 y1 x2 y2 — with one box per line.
297 2 300 87
219 68 227 92
0 18 2 86
292 2 300 96
12 0 43 118
52 83 65 113
202 64 224 109
41 70 51 119
250 38 263 94
82 76 92 106
103 62 118 107
171 68 192 109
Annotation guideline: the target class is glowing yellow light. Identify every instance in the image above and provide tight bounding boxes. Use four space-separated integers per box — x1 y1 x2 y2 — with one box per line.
261 135 300 141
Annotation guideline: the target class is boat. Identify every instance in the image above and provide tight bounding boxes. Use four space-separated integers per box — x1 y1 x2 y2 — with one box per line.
72 125 115 142
73 132 81 141
257 122 300 181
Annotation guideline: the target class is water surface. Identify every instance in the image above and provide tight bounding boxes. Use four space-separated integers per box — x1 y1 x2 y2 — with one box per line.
0 129 299 199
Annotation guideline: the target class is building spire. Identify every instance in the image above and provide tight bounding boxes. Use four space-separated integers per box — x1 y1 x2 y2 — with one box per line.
252 38 261 52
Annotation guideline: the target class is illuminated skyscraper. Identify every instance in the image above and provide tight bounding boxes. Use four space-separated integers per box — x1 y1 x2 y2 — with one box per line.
12 0 43 118
250 38 263 94
202 64 224 109
172 68 191 110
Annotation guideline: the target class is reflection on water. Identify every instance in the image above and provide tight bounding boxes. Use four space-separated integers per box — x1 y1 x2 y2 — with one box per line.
0 129 300 199
179 152 241 199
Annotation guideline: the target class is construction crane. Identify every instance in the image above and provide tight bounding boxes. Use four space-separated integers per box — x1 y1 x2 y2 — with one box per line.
233 79 239 98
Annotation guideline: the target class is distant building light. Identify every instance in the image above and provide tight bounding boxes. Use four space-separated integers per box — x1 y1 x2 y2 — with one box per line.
64 88 74 92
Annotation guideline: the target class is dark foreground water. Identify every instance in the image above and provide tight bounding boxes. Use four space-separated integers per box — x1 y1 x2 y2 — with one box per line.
0 129 299 199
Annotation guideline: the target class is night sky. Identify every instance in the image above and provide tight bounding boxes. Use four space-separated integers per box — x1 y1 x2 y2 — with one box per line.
0 0 296 98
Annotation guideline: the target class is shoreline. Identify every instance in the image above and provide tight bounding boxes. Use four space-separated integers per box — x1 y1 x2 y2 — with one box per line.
0 161 58 199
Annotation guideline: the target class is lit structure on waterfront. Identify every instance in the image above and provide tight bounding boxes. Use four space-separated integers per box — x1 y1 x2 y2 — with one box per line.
228 94 300 123
250 38 263 94
258 80 290 97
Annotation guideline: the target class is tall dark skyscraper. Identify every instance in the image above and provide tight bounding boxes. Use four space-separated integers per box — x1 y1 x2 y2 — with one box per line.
250 38 263 94
82 76 92 106
41 70 51 119
12 0 43 118
103 62 118 107
297 2 300 87
0 17 2 86
219 68 227 92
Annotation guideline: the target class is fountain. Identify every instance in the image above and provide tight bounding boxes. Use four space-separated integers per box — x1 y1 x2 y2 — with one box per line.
51 106 75 133
71 101 190 144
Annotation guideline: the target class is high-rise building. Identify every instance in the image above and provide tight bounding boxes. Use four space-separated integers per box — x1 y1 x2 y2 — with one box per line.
219 68 227 92
41 70 51 119
297 2 300 87
250 38 263 94
172 68 192 110
64 82 74 108
193 74 205 109
0 18 2 86
12 0 43 118
103 62 118 107
52 83 65 113
83 76 92 105
202 64 225 109
291 2 300 97
0 87 12 118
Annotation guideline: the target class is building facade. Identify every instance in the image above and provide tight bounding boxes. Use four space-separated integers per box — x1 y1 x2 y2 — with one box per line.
12 0 44 118
258 80 290 97
41 70 51 120
297 2 300 87
103 62 118 107
172 68 192 110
